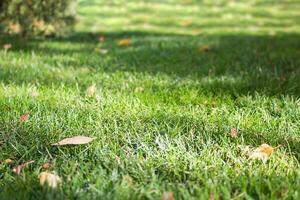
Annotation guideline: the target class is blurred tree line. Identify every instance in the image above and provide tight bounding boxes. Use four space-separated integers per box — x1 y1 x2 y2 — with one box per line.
0 0 77 37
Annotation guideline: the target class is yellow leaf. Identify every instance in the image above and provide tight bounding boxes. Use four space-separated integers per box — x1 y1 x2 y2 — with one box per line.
134 86 145 93
249 144 274 161
52 136 95 146
4 159 14 164
39 172 61 188
198 45 211 52
161 192 174 200
117 38 131 46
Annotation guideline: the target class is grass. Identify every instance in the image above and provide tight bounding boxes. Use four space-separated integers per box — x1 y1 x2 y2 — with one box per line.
1 0 300 199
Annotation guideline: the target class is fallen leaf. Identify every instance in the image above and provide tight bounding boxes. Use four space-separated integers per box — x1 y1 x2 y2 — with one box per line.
115 155 121 164
198 45 211 52
209 193 215 200
42 162 51 170
3 43 12 50
122 175 133 185
117 38 131 46
230 128 238 138
249 144 274 161
161 192 174 200
52 136 95 146
4 159 14 164
279 74 286 82
13 160 34 174
19 113 30 122
39 172 61 188
179 20 191 27
30 90 39 98
134 86 145 93
98 36 105 42
94 48 109 54
86 84 96 97
276 186 288 198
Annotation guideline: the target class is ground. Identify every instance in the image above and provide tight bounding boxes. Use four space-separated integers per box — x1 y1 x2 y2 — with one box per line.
1 0 300 199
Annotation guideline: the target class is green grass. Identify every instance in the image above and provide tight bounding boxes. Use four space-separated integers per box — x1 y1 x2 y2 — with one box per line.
1 0 300 199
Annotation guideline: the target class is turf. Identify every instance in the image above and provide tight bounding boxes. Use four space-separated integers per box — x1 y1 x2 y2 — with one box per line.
1 0 300 199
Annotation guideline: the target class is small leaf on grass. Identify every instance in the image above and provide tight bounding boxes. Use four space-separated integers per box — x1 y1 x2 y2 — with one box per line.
30 90 39 98
42 162 51 170
134 86 145 93
161 192 174 200
4 159 14 164
198 45 211 52
122 175 133 186
230 128 238 138
86 84 96 97
117 38 131 46
13 160 34 174
52 136 95 146
115 155 121 164
98 36 105 42
19 113 29 122
3 43 12 50
249 144 274 161
209 193 215 200
39 172 61 188
94 48 109 54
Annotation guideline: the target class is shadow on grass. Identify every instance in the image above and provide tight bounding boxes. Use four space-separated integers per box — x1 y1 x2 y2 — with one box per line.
0 31 300 97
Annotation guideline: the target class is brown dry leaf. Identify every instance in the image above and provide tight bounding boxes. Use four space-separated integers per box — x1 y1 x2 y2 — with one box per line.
3 43 12 50
209 193 215 200
42 162 51 170
86 84 96 97
117 38 131 46
276 186 288 198
19 113 30 122
13 160 34 174
4 159 14 164
198 45 211 52
122 175 133 185
52 136 95 146
230 128 238 138
134 86 145 93
94 48 109 55
161 192 174 200
98 36 105 42
115 155 121 164
249 144 274 161
30 90 39 98
39 172 61 188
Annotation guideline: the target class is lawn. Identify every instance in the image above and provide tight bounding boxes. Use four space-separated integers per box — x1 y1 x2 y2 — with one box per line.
1 0 300 199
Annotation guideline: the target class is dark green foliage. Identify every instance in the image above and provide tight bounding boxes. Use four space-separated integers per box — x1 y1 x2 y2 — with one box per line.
0 0 76 37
